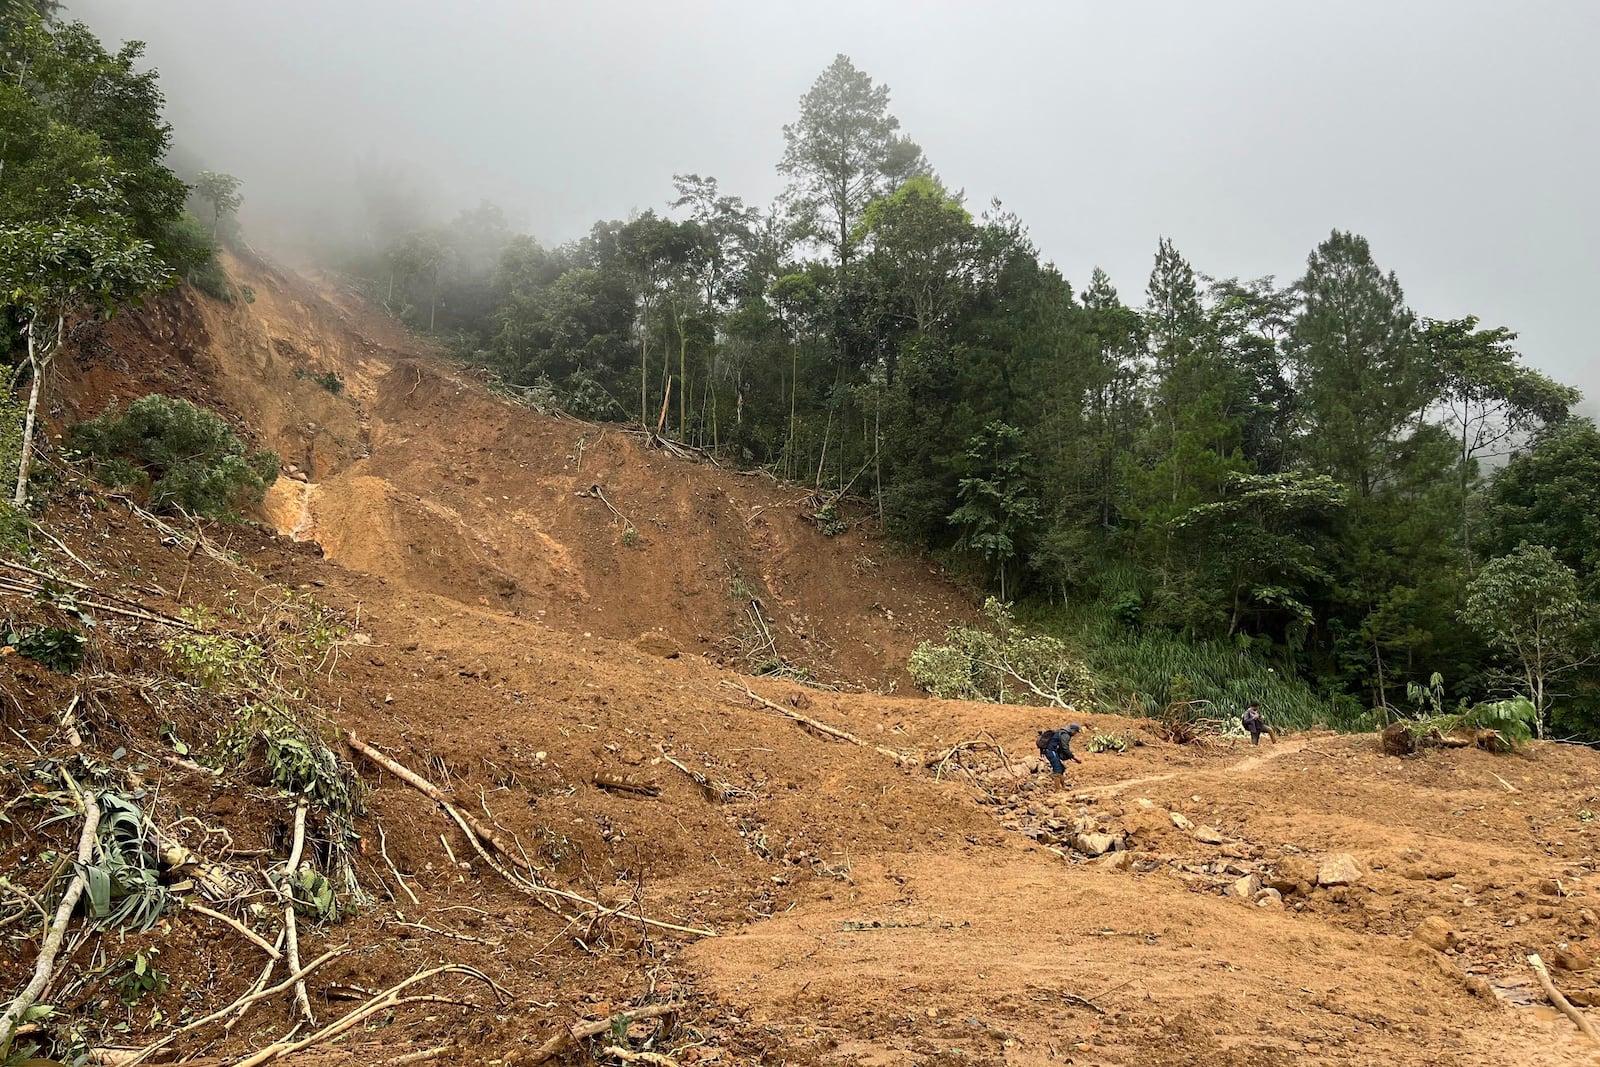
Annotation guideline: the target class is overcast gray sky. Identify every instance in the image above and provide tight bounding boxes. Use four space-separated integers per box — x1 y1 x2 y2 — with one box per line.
73 0 1599 408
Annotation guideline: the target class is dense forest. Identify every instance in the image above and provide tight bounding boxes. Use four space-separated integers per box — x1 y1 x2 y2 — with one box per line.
339 55 1599 736
3 6 1596 737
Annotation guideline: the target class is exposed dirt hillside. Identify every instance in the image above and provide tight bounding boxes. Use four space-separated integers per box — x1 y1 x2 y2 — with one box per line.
64 250 972 692
5 255 1600 1067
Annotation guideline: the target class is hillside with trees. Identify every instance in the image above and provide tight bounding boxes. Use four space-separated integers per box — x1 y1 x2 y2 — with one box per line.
339 53 1596 738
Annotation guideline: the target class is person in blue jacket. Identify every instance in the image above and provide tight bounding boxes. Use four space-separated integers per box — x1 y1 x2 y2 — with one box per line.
1035 723 1083 790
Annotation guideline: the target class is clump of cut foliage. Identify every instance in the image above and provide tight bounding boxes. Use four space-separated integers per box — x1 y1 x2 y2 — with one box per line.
70 395 278 519
910 598 1094 707
1399 672 1538 750
295 368 344 394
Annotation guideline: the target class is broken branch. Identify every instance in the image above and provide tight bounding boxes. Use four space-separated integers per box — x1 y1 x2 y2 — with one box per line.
525 1003 681 1065
1528 953 1600 1047
0 783 100 1047
719 681 915 767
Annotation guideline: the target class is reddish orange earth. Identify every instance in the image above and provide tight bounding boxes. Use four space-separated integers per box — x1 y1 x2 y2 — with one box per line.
3 252 1599 1067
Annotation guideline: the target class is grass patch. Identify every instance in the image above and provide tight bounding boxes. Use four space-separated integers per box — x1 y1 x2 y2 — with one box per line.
1019 603 1353 732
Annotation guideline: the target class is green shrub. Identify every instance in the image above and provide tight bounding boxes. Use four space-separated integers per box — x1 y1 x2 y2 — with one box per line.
910 598 1094 706
3 624 86 672
70 395 278 519
296 368 344 394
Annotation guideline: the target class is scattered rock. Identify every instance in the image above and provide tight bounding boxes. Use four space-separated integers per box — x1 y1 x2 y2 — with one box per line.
1074 833 1122 858
1098 851 1133 872
1579 908 1598 928
1266 856 1318 897
1225 874 1262 899
1170 812 1195 831
1194 826 1227 846
1317 854 1365 887
1569 989 1600 1008
1256 888 1284 908
1413 916 1457 953
1554 944 1594 972
1536 879 1563 897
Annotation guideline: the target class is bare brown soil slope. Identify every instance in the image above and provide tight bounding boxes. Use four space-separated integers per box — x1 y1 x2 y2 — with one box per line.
66 250 972 691
4 256 1599 1067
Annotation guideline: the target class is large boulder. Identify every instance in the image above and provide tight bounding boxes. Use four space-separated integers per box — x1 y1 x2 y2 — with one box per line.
1413 916 1457 953
1074 832 1123 858
1318 853 1366 887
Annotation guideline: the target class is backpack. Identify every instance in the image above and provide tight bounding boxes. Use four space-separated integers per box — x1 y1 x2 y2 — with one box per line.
1036 729 1055 755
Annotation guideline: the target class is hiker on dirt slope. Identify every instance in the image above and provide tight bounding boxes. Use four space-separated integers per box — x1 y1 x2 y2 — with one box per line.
1036 723 1082 790
1242 701 1275 746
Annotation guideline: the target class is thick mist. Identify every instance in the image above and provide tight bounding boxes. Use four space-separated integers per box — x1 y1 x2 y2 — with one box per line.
69 0 1600 408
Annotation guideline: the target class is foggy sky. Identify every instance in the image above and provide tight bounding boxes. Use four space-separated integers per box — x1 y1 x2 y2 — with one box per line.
72 0 1600 410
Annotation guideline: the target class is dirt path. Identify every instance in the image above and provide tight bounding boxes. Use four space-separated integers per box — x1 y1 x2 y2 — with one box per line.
1075 735 1318 798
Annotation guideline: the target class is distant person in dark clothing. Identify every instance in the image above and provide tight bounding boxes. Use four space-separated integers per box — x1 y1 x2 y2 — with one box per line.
1241 702 1274 746
1036 723 1083 789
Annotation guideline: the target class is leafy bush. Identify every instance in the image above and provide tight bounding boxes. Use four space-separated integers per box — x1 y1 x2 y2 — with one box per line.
70 395 278 519
1087 729 1132 753
3 624 86 673
910 598 1094 707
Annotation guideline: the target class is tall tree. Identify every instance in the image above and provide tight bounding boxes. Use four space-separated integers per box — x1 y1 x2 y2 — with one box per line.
778 54 926 267
192 170 242 239
1 177 170 505
1289 231 1426 497
1462 542 1593 735
1421 316 1579 565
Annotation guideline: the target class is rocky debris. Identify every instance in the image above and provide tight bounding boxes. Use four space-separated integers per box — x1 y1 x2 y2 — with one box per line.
1580 908 1599 927
1193 826 1227 845
1317 853 1365 887
1256 888 1284 908
1413 916 1457 952
1170 812 1195 831
1553 943 1594 972
1266 856 1318 897
1225 873 1262 900
1074 832 1123 858
1099 851 1133 872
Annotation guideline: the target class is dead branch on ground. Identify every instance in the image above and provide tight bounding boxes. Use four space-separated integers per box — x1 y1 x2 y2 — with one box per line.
349 733 716 938
594 772 661 797
230 964 507 1067
525 1003 681 1065
277 800 314 1023
1528 953 1600 1047
654 744 729 803
719 680 916 767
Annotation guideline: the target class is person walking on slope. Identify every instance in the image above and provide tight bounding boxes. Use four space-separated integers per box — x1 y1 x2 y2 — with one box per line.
1241 701 1275 746
1036 723 1083 790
